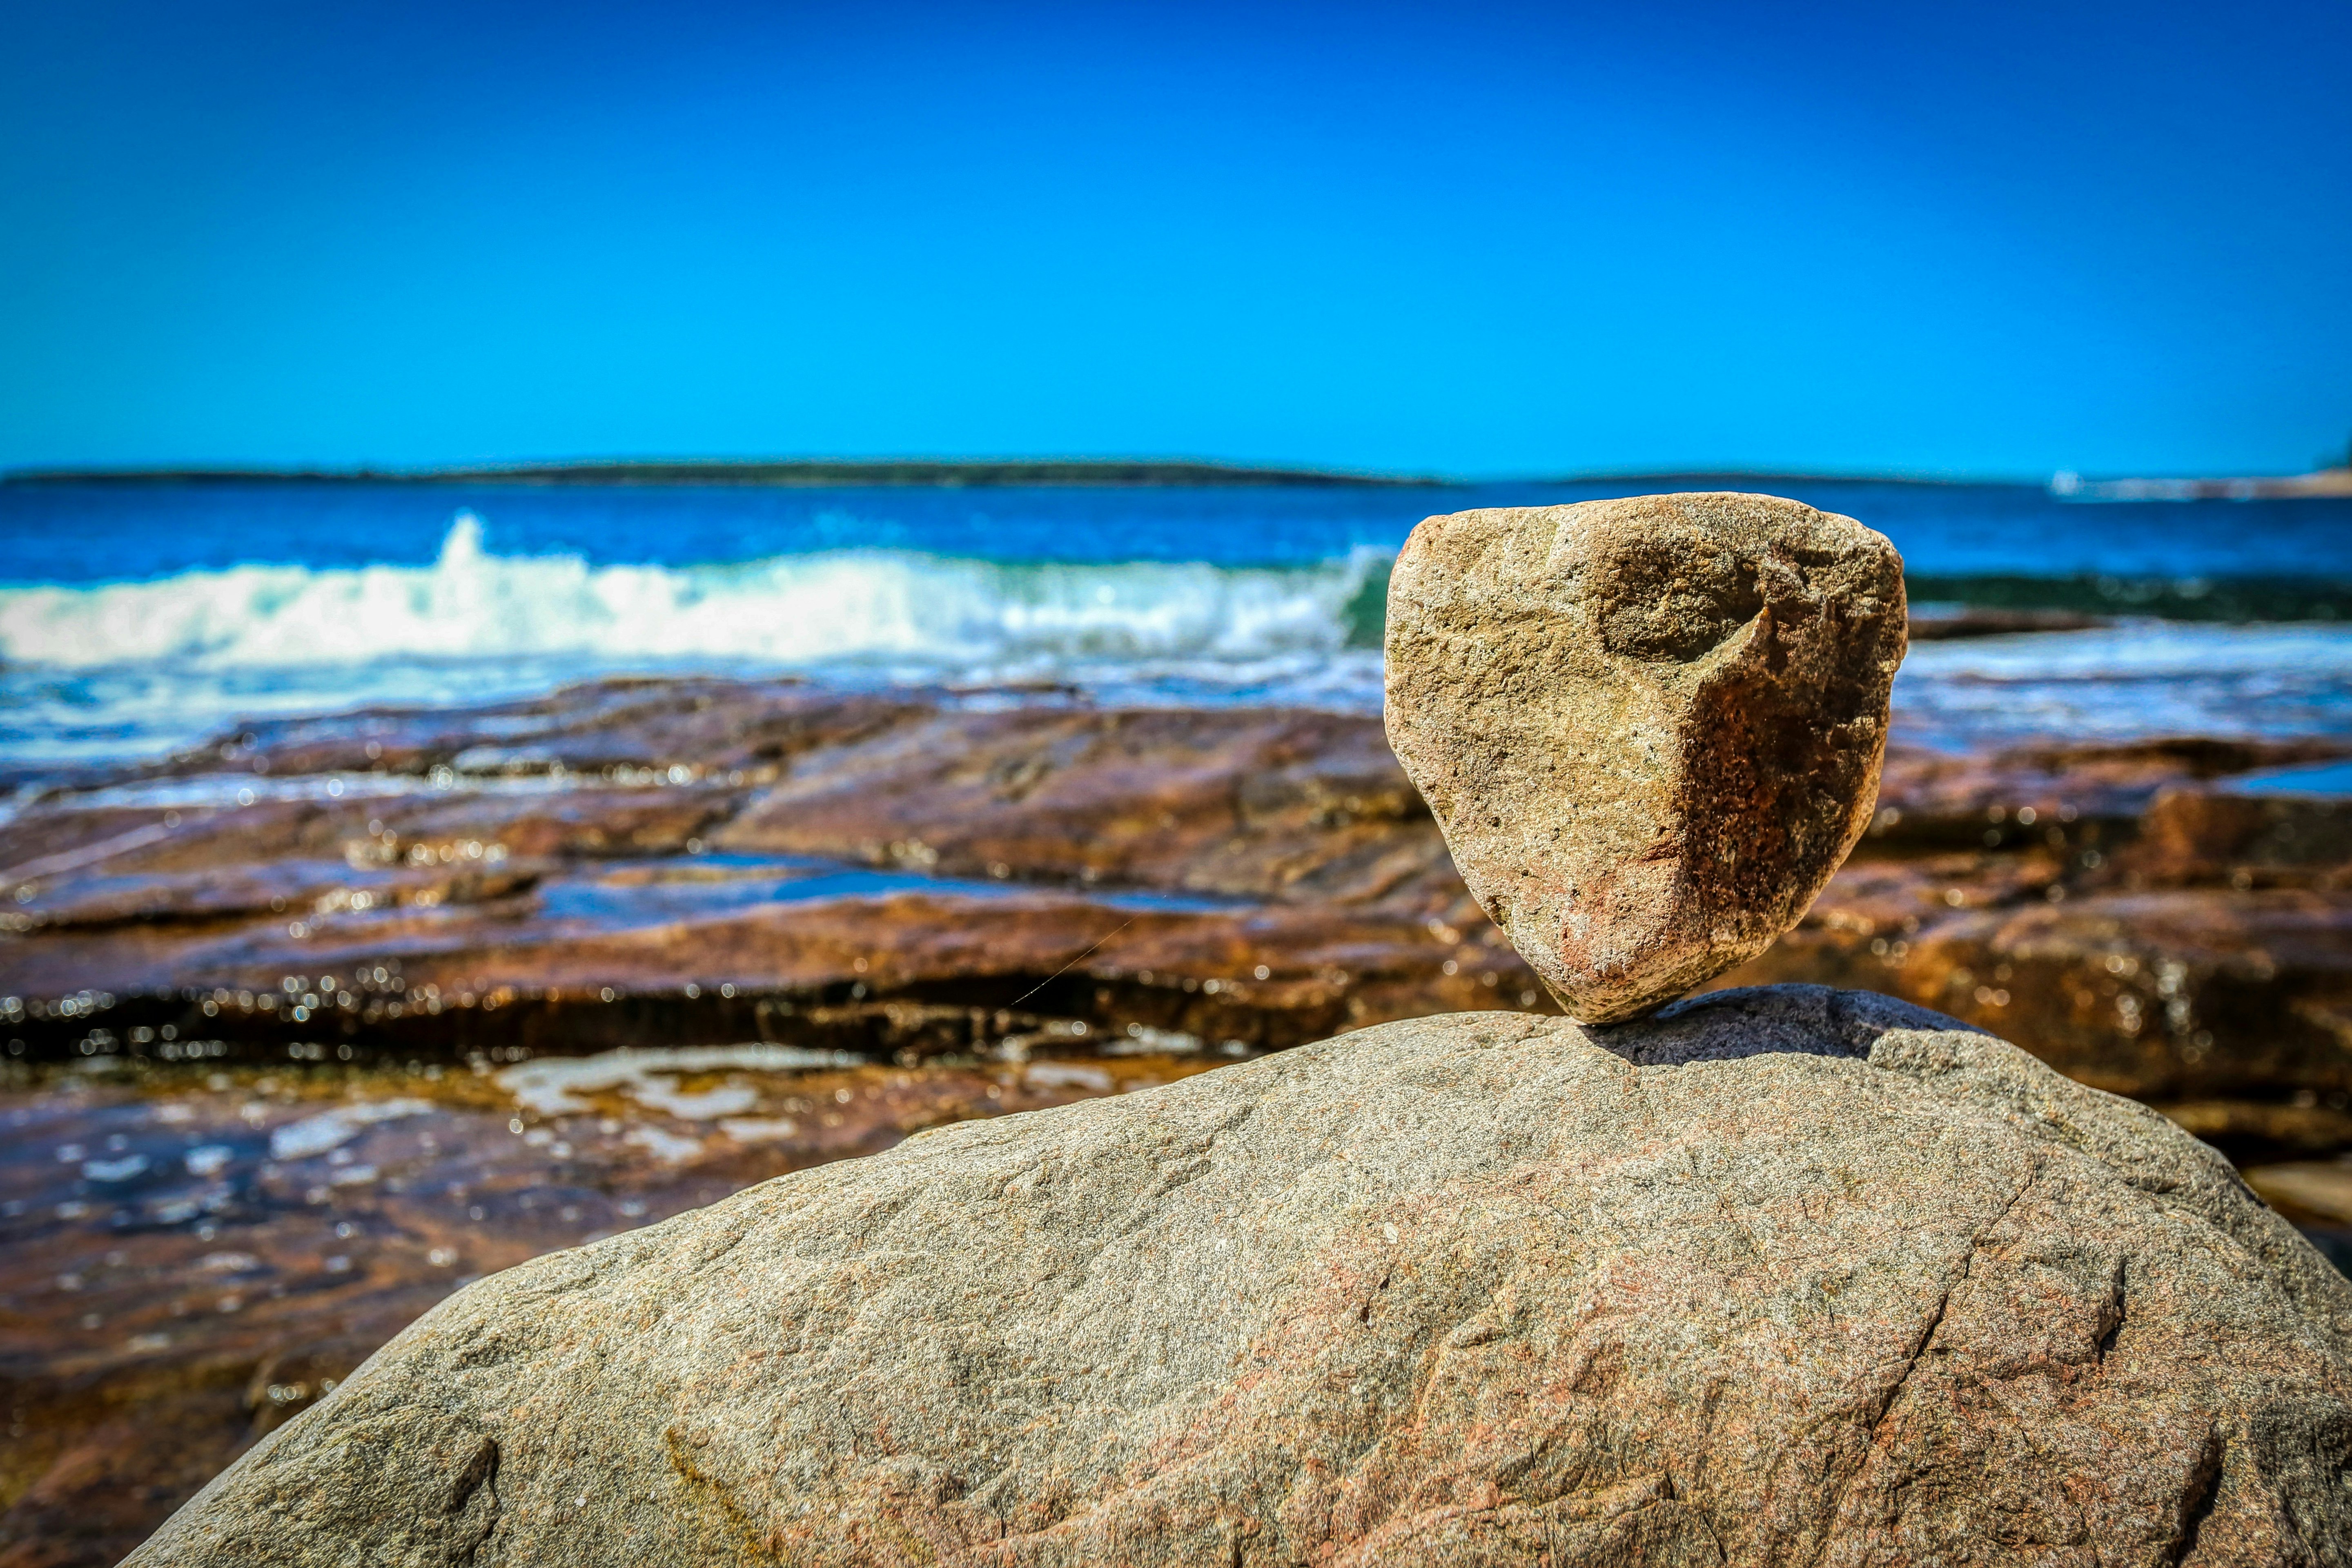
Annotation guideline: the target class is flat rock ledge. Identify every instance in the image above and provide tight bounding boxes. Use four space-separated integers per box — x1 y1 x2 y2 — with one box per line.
131 987 2352 1568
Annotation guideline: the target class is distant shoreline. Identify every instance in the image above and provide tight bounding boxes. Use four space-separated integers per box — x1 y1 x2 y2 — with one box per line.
2052 467 2352 502
0 459 1436 488
7 457 2349 495
0 459 2045 490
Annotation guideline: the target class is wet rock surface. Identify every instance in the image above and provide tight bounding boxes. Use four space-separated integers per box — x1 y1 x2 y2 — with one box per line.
3 676 2351 1562
1721 738 2352 1163
0 682 1521 1072
1385 493 1906 1022
126 988 2352 1567
0 1047 1217 1568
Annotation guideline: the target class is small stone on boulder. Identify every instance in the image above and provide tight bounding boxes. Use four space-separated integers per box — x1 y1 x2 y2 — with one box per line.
1385 492 1906 1022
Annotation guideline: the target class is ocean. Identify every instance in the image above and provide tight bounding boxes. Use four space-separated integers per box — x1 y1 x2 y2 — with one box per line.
3 477 2349 776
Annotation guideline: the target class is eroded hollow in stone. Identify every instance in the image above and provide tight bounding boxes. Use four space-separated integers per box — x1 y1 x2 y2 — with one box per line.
1595 530 1764 663
1383 492 1907 1022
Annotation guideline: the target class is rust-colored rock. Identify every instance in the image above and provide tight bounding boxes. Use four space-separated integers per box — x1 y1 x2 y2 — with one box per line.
1385 493 1906 1021
1731 878 2352 1112
2138 784 2352 890
10 677 2352 1564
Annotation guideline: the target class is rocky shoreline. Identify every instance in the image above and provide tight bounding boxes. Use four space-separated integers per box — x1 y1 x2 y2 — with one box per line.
4 675 2350 1563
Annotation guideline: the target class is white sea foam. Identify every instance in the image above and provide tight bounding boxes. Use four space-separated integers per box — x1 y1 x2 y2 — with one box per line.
497 1043 862 1118
0 514 1392 770
267 1098 434 1161
1900 621 2352 682
1893 621 2352 748
0 513 1382 672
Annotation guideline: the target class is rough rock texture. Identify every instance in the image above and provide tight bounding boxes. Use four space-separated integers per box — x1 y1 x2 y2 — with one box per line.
10 684 2342 1098
15 684 2352 1566
1386 493 1907 1022
129 986 2352 1567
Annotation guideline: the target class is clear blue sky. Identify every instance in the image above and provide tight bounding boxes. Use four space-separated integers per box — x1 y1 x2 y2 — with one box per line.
3 0 2347 479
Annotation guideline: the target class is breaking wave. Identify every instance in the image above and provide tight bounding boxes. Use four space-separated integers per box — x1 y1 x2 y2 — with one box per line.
0 513 1388 673
8 510 2349 774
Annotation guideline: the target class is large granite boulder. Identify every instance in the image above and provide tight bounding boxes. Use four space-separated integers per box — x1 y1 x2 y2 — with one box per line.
1385 493 1907 1022
131 986 2352 1566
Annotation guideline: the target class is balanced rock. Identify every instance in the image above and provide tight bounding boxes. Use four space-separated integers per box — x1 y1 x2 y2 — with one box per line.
131 987 2352 1566
1385 492 1906 1022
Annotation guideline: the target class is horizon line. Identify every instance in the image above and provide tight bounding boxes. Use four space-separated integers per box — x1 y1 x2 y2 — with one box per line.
0 454 2081 489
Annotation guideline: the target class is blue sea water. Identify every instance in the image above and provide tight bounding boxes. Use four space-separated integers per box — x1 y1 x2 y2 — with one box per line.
9 477 2352 581
2 478 2349 771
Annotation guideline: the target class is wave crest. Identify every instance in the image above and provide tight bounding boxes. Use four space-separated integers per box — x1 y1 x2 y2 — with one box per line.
0 514 1388 672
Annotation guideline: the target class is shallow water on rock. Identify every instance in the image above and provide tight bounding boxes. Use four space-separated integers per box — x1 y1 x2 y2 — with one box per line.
0 1047 1223 1565
2231 757 2352 797
534 853 1250 927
